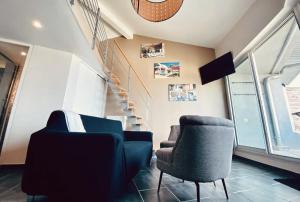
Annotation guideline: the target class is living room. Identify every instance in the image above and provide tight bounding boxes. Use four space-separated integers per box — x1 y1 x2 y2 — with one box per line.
0 0 300 201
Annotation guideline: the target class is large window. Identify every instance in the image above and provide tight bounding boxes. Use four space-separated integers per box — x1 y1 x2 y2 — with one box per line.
228 13 300 159
253 15 300 158
228 58 266 149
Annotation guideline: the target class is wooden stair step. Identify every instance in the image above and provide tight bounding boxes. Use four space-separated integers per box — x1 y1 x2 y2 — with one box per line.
128 101 134 107
119 89 127 94
117 86 126 92
132 122 143 126
119 91 128 98
110 73 119 79
110 77 121 85
127 106 135 111
128 115 142 119
119 91 127 96
120 100 135 110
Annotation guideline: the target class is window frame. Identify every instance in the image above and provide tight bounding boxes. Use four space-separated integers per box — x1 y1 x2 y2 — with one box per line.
226 9 300 162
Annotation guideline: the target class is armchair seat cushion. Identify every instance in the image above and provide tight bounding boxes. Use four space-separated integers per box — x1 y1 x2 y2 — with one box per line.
160 140 176 148
124 141 152 179
156 148 173 163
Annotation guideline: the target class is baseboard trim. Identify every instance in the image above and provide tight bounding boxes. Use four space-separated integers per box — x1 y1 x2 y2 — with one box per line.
234 149 300 174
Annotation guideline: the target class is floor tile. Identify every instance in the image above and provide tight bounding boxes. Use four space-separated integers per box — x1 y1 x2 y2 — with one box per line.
140 187 179 202
1 158 300 202
117 182 142 202
133 170 163 190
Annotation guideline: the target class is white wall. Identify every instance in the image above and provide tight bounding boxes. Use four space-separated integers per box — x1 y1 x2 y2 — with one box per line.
0 46 107 165
114 35 227 150
63 55 106 117
216 0 285 57
0 46 72 164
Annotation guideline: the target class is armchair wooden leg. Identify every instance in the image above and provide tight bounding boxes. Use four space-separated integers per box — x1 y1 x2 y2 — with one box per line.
222 178 229 199
213 181 216 187
158 171 163 193
195 182 200 202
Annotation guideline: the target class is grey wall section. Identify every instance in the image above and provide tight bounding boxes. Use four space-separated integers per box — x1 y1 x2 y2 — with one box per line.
216 0 285 57
114 35 228 149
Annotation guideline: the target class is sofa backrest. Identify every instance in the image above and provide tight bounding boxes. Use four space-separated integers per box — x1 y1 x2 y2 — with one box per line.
46 111 69 131
80 114 123 136
46 111 124 138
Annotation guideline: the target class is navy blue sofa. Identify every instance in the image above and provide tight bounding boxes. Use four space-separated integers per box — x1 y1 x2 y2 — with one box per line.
22 110 153 202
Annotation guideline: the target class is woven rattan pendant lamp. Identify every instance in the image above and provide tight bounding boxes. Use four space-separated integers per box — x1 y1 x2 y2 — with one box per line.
131 0 184 22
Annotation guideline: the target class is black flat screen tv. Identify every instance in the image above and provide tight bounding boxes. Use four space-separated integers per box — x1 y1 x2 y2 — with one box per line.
199 52 235 85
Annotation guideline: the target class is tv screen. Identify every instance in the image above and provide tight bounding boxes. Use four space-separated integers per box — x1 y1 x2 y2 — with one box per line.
199 52 235 85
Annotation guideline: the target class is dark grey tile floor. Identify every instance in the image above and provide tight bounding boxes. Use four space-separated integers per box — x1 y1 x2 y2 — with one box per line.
0 157 300 202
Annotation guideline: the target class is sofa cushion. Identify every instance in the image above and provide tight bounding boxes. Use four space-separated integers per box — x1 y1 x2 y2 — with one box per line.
80 114 124 139
63 110 86 132
123 141 152 179
46 110 86 133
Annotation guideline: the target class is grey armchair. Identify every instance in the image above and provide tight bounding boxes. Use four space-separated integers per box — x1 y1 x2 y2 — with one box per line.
156 115 235 201
160 125 180 148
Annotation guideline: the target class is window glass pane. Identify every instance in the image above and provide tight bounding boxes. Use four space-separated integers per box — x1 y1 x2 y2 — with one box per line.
253 15 300 158
228 58 266 149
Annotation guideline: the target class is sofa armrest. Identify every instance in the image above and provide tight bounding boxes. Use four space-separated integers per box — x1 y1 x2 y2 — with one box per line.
123 131 153 142
22 130 125 201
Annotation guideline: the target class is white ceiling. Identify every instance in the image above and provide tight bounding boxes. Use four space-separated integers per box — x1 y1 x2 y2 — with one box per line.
0 0 101 70
100 0 256 48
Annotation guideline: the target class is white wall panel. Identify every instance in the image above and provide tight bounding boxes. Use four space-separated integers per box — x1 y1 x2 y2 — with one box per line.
63 55 106 118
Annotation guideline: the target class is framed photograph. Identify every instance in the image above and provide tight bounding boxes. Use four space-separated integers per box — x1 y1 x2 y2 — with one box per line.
154 62 180 78
168 84 197 101
140 42 165 58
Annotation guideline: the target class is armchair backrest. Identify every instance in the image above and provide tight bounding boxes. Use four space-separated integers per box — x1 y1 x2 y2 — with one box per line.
80 114 123 137
172 116 235 182
168 125 180 141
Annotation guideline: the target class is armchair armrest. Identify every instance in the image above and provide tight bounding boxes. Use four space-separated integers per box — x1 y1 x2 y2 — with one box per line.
124 131 153 142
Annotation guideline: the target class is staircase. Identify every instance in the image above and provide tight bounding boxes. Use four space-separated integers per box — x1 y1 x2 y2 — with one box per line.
69 0 151 130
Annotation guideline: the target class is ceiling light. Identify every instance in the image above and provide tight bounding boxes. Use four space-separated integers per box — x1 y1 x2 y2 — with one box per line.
20 52 27 56
132 0 183 22
32 20 43 29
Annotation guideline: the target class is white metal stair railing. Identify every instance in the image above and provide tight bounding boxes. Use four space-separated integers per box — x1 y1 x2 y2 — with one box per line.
106 41 152 130
69 0 152 130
